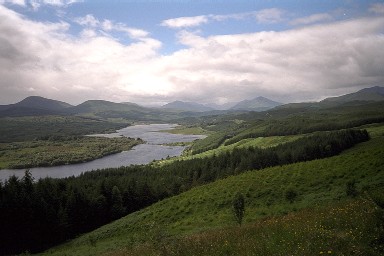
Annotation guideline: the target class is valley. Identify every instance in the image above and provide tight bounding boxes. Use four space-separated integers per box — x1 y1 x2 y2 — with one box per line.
41 126 384 256
0 86 383 255
2 2 384 255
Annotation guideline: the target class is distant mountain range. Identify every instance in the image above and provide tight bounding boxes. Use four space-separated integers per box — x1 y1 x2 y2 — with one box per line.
161 96 282 112
0 86 383 118
162 101 215 112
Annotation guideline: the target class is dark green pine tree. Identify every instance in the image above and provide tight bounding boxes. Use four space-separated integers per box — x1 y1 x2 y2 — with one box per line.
232 192 245 226
110 186 125 219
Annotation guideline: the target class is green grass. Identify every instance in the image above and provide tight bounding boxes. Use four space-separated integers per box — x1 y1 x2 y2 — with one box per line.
160 125 212 135
108 198 384 256
156 133 305 166
41 134 384 256
359 122 384 138
0 137 142 169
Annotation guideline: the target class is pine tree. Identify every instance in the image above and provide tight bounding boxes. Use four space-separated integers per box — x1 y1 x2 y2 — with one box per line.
232 192 245 226
110 186 125 219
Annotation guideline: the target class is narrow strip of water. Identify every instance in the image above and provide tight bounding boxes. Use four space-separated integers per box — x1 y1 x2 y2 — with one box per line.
0 124 205 181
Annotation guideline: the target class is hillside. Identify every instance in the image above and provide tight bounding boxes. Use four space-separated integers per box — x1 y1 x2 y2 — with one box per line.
230 96 282 111
162 101 215 112
186 100 384 154
0 96 73 116
271 86 384 111
69 100 142 114
322 86 384 103
0 97 215 120
42 127 384 255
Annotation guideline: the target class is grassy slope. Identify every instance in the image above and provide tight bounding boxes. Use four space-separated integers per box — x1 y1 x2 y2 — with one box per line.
42 129 384 255
186 134 304 159
155 134 305 167
113 198 383 256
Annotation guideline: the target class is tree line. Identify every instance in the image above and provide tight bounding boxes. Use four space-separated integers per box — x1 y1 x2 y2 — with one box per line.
0 129 369 255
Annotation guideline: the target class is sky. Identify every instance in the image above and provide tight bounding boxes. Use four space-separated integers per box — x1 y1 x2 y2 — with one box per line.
0 0 384 106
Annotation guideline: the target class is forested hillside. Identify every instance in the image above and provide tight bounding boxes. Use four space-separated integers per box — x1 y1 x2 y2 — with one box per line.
0 89 383 255
41 127 384 256
0 129 370 254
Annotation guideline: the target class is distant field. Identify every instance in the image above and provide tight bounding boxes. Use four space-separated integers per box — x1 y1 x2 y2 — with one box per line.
42 133 384 256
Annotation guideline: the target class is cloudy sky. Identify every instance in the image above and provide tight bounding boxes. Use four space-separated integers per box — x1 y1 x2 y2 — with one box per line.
1 0 384 106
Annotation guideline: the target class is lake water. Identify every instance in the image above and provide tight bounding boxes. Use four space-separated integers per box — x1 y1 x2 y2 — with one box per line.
0 124 205 181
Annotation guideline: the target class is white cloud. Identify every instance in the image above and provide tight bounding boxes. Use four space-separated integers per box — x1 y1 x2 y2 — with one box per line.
369 3 384 15
161 15 208 29
0 5 160 104
1 4 384 106
0 0 26 6
75 15 149 40
158 17 384 103
176 30 205 47
101 19 149 39
75 14 99 27
7 0 82 10
290 13 333 26
254 8 284 24
161 8 285 30
39 0 81 7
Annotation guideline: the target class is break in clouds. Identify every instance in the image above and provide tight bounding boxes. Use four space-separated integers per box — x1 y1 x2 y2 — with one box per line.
0 4 384 105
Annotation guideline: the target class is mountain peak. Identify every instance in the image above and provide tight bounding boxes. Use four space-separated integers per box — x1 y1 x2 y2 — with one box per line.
0 96 73 117
231 96 282 111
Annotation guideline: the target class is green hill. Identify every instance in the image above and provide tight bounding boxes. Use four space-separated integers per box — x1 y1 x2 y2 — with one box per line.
0 96 73 117
162 101 215 112
41 127 384 255
321 86 384 103
68 100 211 121
230 96 282 111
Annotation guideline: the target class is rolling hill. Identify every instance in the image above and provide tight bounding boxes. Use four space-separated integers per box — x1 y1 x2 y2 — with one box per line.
321 86 384 103
68 100 215 121
162 101 215 112
274 86 384 111
230 96 282 111
0 96 73 116
68 100 143 114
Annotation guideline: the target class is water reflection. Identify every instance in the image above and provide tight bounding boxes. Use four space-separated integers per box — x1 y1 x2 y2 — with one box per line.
0 124 205 181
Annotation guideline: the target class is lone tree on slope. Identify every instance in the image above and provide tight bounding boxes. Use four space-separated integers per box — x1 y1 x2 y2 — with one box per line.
232 192 245 226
